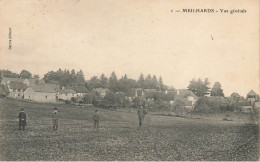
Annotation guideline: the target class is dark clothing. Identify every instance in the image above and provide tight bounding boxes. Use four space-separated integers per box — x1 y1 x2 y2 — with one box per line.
52 112 59 130
138 109 147 127
93 113 100 128
94 120 99 128
18 112 26 131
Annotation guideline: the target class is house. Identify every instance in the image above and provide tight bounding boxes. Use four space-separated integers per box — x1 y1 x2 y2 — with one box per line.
1 77 32 86
7 81 28 99
24 84 60 103
125 88 144 101
73 86 89 97
59 87 76 100
172 89 198 109
94 88 110 97
246 90 259 104
143 89 161 101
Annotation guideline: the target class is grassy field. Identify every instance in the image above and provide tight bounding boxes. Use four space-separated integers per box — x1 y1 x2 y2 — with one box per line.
0 98 259 161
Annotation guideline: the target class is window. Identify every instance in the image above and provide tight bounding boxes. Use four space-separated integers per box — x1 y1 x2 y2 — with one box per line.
46 95 47 99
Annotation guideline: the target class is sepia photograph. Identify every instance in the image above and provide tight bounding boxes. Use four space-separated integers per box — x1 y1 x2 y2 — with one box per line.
0 0 259 161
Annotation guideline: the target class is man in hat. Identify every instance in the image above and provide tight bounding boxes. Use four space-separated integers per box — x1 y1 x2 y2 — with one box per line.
137 105 148 128
93 110 100 128
52 107 59 131
18 108 27 131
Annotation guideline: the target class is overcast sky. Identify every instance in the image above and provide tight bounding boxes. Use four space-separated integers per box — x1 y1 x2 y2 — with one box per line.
0 0 259 97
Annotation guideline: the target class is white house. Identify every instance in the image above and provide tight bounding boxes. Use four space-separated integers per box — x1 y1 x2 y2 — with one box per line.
24 84 60 103
59 87 76 100
7 81 28 99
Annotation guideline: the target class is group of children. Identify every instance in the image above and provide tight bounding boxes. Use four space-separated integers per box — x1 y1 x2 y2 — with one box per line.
18 105 147 131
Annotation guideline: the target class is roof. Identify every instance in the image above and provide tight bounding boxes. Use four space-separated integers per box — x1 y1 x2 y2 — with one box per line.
28 79 36 85
247 90 257 96
62 88 76 94
9 81 27 90
125 88 143 97
94 88 109 93
31 84 60 93
173 89 198 100
2 77 25 83
73 86 89 93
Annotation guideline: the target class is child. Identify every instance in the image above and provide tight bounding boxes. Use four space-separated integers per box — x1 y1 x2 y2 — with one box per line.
93 110 100 128
52 107 59 131
18 108 27 131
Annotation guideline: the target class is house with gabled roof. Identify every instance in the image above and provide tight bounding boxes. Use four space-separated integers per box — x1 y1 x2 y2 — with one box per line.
246 90 259 103
59 87 77 100
24 84 60 103
94 88 110 97
73 86 90 97
125 88 144 101
7 81 28 99
170 89 198 109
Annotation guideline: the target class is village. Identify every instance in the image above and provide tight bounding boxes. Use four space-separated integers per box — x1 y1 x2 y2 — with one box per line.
0 69 259 118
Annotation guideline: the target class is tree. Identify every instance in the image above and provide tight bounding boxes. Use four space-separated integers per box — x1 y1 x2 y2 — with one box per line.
137 73 145 88
152 75 159 90
20 70 32 79
109 71 119 92
33 74 40 83
188 78 211 97
211 82 224 97
88 76 101 90
144 74 153 89
0 70 20 79
103 91 117 108
159 76 165 91
100 73 108 88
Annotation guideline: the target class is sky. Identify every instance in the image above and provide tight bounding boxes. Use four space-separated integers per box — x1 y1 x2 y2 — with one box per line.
0 0 259 97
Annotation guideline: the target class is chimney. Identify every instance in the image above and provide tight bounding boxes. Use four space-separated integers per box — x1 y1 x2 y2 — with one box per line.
177 90 180 95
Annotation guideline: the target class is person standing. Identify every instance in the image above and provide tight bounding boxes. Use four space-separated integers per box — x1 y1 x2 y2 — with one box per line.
93 110 100 128
137 106 147 128
18 108 27 131
52 107 59 131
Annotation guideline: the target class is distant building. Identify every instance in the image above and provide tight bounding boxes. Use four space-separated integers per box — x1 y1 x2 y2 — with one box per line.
24 84 60 103
73 86 89 97
7 81 28 99
59 87 76 100
246 90 259 104
171 89 198 109
94 88 110 97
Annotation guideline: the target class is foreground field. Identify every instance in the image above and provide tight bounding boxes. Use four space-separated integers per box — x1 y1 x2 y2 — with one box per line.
0 98 259 161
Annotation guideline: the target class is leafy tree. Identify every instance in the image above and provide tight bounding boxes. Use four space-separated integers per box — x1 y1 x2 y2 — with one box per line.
0 70 20 79
210 82 224 97
88 76 101 90
188 78 211 97
103 91 117 108
20 70 32 79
